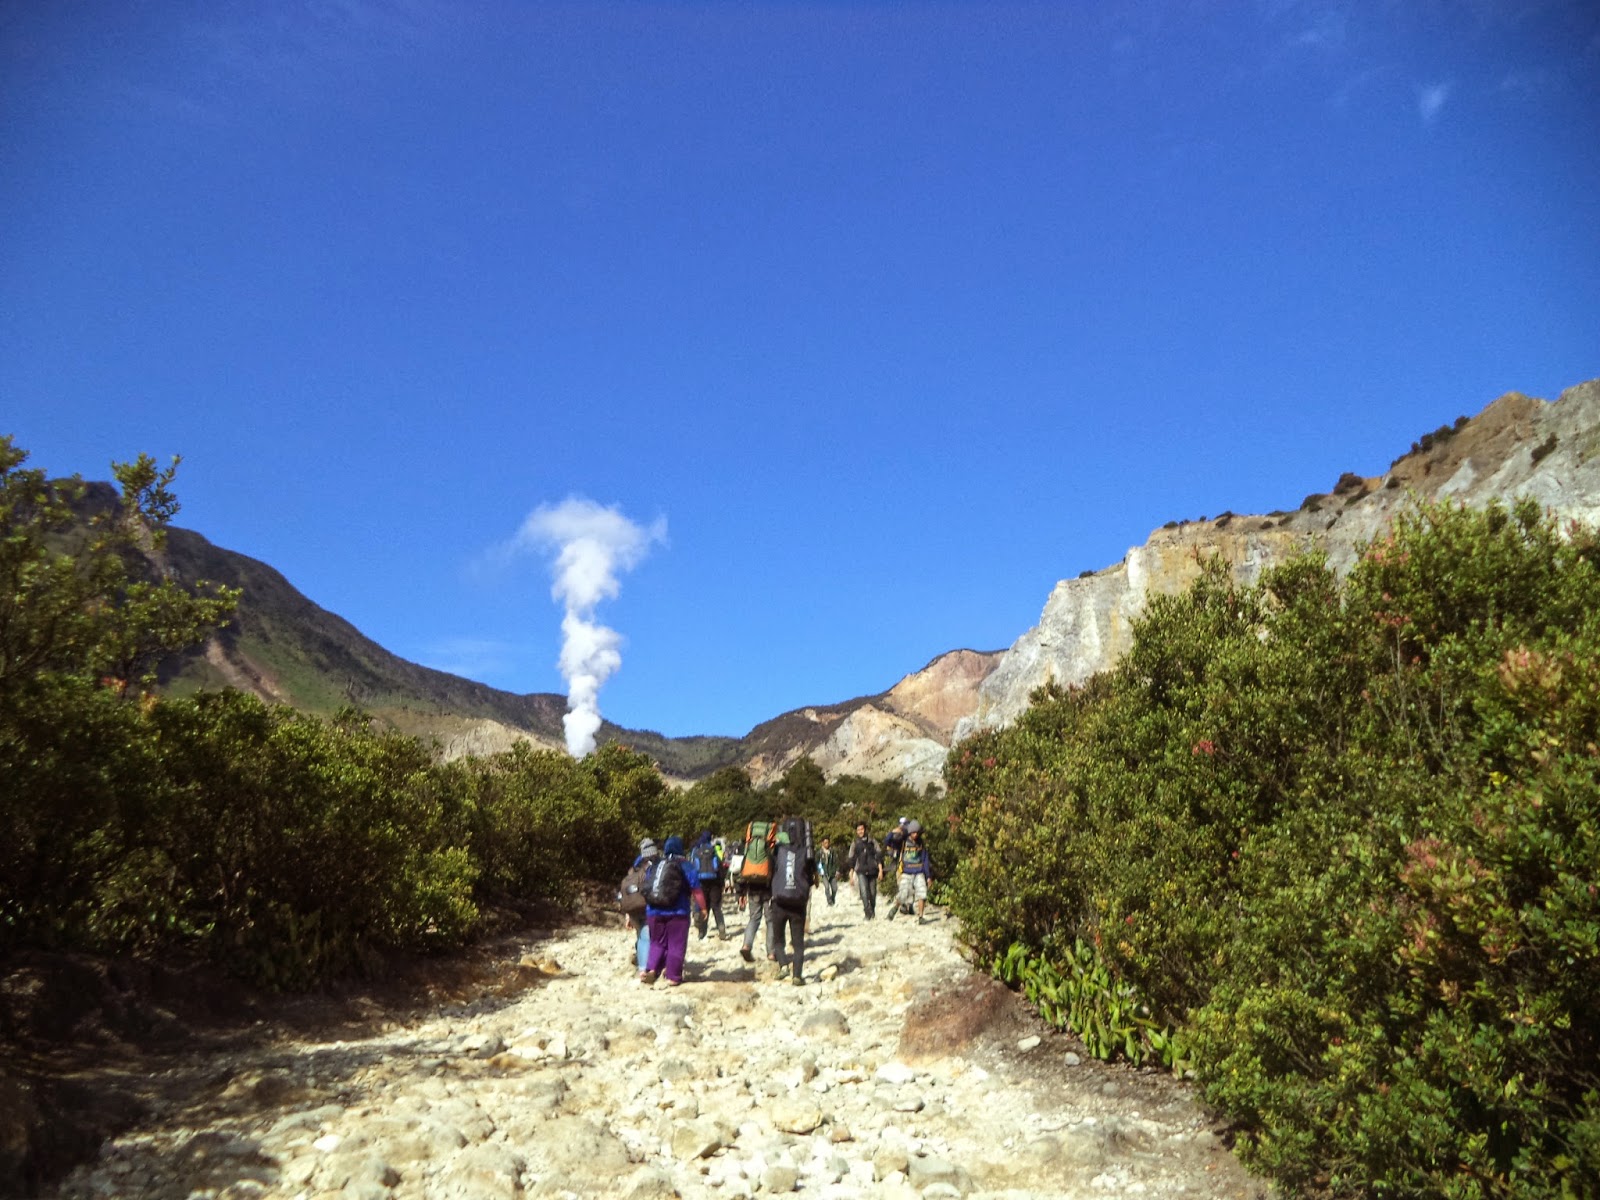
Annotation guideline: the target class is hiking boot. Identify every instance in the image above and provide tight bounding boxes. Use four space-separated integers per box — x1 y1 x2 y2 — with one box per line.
887 908 897 920
739 946 753 962
639 971 658 986
664 978 681 988
791 975 805 987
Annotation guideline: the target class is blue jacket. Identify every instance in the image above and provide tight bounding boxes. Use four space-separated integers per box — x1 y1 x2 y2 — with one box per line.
642 853 703 919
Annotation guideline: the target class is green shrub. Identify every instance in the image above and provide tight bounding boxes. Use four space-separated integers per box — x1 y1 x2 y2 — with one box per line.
948 498 1600 1198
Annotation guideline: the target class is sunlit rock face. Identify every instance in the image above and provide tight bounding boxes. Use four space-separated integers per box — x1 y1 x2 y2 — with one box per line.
957 379 1600 742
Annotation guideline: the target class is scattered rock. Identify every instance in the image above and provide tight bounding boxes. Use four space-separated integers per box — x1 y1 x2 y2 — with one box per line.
798 1008 849 1038
771 1099 824 1135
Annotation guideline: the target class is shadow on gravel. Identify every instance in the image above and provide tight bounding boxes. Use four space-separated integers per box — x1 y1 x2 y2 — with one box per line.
0 893 591 1196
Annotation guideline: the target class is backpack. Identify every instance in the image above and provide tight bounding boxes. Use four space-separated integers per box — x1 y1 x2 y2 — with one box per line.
644 855 685 908
850 836 880 875
740 821 774 882
771 840 811 908
691 842 720 881
619 860 651 916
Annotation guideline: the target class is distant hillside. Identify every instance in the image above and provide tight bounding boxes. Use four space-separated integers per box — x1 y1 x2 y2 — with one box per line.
129 378 1595 790
127 495 735 778
140 494 984 783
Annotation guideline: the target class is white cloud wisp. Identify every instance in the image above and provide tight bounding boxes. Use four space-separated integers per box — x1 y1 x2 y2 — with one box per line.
511 498 666 757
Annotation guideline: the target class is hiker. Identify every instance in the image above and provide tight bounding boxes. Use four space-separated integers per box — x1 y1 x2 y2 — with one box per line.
768 815 817 985
817 835 839 907
888 819 933 922
844 822 883 919
883 816 909 868
641 835 706 987
621 838 661 972
737 818 779 964
690 829 728 940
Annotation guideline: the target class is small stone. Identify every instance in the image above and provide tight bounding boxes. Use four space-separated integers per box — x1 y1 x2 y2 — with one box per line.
772 1099 824 1135
874 1062 917 1086
892 1088 924 1113
873 1145 909 1180
312 1134 341 1153
798 1009 850 1039
760 1164 799 1193
1017 1035 1042 1052
671 1119 724 1161
829 1123 853 1143
1063 1052 1082 1066
658 1058 695 1083
624 1166 677 1198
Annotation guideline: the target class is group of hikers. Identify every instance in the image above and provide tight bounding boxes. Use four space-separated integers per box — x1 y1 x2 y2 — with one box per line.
617 816 935 988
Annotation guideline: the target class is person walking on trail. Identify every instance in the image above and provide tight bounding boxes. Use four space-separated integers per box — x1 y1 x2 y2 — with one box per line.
737 818 779 965
689 830 728 940
768 816 818 985
817 836 839 907
641 836 706 987
883 816 909 868
888 819 933 923
622 838 660 972
844 822 883 919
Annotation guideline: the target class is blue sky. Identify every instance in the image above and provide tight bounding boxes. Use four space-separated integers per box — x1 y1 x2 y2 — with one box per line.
3 1 1598 739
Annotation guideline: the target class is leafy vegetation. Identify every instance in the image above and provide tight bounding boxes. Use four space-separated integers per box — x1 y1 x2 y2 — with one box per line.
945 497 1600 1198
1 437 937 988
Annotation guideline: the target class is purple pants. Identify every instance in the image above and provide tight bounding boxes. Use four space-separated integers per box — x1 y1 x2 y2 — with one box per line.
645 913 692 983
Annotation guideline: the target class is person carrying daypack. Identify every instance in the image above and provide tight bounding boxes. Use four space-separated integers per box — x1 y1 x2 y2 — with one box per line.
738 818 779 965
621 838 661 972
888 819 934 923
689 830 727 940
641 835 706 987
845 822 883 919
768 815 817 985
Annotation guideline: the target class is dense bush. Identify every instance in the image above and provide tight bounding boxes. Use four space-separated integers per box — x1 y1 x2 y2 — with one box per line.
946 498 1600 1198
0 439 664 986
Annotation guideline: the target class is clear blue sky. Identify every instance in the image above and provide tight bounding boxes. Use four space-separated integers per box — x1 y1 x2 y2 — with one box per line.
4 2 1597 738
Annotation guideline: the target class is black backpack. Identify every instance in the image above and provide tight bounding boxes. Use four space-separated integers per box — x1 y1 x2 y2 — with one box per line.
852 836 880 875
644 855 686 908
691 842 720 881
771 818 813 908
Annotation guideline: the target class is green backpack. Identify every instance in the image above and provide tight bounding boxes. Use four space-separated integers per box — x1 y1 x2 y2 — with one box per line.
741 820 774 882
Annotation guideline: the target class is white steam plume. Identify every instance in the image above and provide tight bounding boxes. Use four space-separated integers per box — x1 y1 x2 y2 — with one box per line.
513 498 666 757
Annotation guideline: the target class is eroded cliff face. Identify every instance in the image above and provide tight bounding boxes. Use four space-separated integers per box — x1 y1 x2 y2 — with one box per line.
743 649 1004 791
958 378 1600 741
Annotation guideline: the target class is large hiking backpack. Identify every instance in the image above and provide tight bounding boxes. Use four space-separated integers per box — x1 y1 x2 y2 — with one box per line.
644 855 686 908
619 860 651 916
771 817 814 908
740 821 774 883
691 842 721 882
776 816 813 860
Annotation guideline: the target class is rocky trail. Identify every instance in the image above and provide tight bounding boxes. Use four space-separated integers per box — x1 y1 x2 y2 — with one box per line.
43 897 1268 1200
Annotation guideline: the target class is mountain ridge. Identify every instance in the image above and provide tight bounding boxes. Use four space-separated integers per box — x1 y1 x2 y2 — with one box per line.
145 377 1598 787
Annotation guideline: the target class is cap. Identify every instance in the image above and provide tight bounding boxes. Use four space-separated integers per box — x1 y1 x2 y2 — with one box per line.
639 838 659 856
906 820 922 834
898 816 909 825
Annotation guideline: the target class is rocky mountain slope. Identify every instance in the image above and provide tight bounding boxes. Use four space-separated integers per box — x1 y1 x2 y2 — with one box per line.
959 378 1600 739
149 507 997 786
148 377 1596 787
